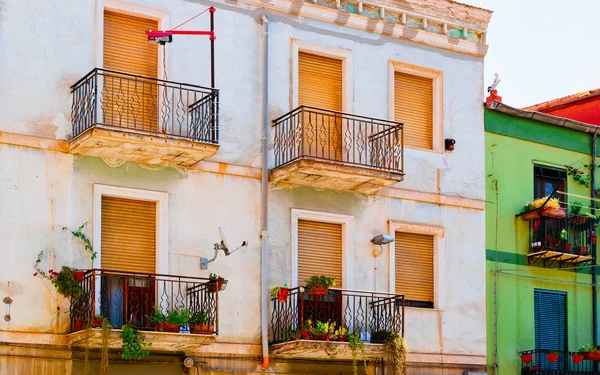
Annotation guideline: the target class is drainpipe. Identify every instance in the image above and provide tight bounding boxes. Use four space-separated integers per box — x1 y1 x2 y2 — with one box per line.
592 129 598 348
260 13 270 370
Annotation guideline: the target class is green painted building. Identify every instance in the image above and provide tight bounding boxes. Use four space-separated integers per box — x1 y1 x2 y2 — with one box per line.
485 100 599 374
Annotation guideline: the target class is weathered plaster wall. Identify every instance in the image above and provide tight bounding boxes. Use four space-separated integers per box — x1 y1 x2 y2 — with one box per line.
0 0 487 368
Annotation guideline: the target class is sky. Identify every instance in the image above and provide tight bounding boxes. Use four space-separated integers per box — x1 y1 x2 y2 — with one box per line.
463 0 600 108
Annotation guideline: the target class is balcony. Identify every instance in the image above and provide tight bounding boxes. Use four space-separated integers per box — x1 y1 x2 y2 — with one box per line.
270 287 404 360
520 349 598 374
271 106 404 194
70 68 219 168
66 269 219 353
527 214 595 267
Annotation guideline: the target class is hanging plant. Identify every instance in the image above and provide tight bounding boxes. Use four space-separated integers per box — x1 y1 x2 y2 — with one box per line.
347 331 367 375
384 332 407 375
120 325 151 361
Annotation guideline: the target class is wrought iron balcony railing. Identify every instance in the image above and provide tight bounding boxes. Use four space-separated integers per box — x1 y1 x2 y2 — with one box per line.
520 349 598 374
273 106 404 173
69 269 220 334
71 68 219 143
528 214 595 259
270 287 404 344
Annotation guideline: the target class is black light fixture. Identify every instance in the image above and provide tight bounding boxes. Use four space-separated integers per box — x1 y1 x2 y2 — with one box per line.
445 138 456 151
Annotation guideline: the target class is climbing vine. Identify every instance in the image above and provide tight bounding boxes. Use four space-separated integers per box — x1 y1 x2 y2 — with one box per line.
565 164 600 196
63 222 96 267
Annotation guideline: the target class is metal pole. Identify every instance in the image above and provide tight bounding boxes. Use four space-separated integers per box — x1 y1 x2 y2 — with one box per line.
209 7 215 89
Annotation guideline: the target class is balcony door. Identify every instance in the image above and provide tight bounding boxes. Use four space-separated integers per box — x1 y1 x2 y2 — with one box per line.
298 52 343 161
103 10 158 131
101 196 157 329
534 289 567 371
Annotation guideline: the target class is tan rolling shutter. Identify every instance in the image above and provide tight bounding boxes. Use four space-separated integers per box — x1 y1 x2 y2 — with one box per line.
394 72 433 150
101 196 156 274
297 220 343 286
298 52 343 160
103 11 158 131
395 232 434 303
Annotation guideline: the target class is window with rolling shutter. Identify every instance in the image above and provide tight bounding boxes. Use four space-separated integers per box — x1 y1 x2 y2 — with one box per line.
394 72 433 150
103 11 158 131
297 219 343 286
298 52 343 161
101 196 157 274
395 231 434 308
534 290 567 371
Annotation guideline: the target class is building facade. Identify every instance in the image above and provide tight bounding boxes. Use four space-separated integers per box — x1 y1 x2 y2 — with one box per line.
485 100 600 374
0 0 491 374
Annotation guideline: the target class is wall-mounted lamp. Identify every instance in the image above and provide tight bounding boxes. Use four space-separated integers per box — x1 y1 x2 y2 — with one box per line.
370 234 394 246
445 138 456 151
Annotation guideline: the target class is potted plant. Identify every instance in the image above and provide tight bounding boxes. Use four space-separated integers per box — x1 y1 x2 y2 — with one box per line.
92 314 106 328
270 284 290 303
333 326 348 342
299 320 312 340
547 350 559 363
189 311 214 334
572 349 585 364
520 352 533 364
311 320 335 341
581 344 600 361
165 309 189 333
305 275 336 295
521 197 565 220
577 246 588 256
148 307 167 332
208 273 227 293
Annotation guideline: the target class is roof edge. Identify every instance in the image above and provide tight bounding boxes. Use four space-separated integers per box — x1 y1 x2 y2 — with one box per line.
485 100 599 134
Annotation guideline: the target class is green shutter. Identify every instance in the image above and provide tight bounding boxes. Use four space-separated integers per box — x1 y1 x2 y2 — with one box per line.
534 289 567 370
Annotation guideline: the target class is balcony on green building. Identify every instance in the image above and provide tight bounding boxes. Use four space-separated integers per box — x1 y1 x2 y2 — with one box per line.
526 214 595 267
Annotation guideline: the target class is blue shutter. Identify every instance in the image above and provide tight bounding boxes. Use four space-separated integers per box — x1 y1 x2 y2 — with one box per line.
534 289 567 370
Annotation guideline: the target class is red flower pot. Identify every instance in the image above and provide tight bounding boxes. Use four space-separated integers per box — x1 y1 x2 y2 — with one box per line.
564 243 572 252
583 351 600 361
73 271 84 281
313 333 328 341
190 324 214 334
299 329 310 340
311 287 328 295
572 353 584 364
578 246 588 256
520 353 532 364
208 280 225 293
72 319 85 332
92 317 103 328
277 288 289 303
547 353 559 363
163 323 180 333
155 322 166 332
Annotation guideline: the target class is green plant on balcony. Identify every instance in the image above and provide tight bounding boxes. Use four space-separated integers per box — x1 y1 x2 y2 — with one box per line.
189 310 214 334
305 275 336 295
569 200 584 216
120 325 151 361
147 306 189 333
384 331 408 375
311 320 336 340
270 284 290 303
208 273 227 292
347 331 367 375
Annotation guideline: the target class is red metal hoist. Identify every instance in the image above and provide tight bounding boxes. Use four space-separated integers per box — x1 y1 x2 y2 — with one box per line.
146 6 216 89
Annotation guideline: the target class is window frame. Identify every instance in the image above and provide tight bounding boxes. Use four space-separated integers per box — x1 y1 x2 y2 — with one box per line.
533 164 567 200
388 60 443 153
291 209 355 290
388 220 445 310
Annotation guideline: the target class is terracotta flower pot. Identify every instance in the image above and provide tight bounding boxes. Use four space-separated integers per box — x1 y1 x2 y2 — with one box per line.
572 353 584 364
520 353 532 364
311 287 328 295
190 324 214 334
564 243 572 252
277 288 290 303
299 329 310 340
155 322 166 332
164 323 180 333
313 333 328 341
208 280 225 293
583 351 600 361
72 319 85 332
578 246 588 256
73 271 84 281
547 353 559 363
92 317 103 328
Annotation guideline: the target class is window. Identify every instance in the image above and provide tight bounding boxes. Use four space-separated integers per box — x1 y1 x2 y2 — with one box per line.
103 10 158 130
534 165 566 199
394 232 435 308
390 61 443 152
534 289 566 370
297 219 343 286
